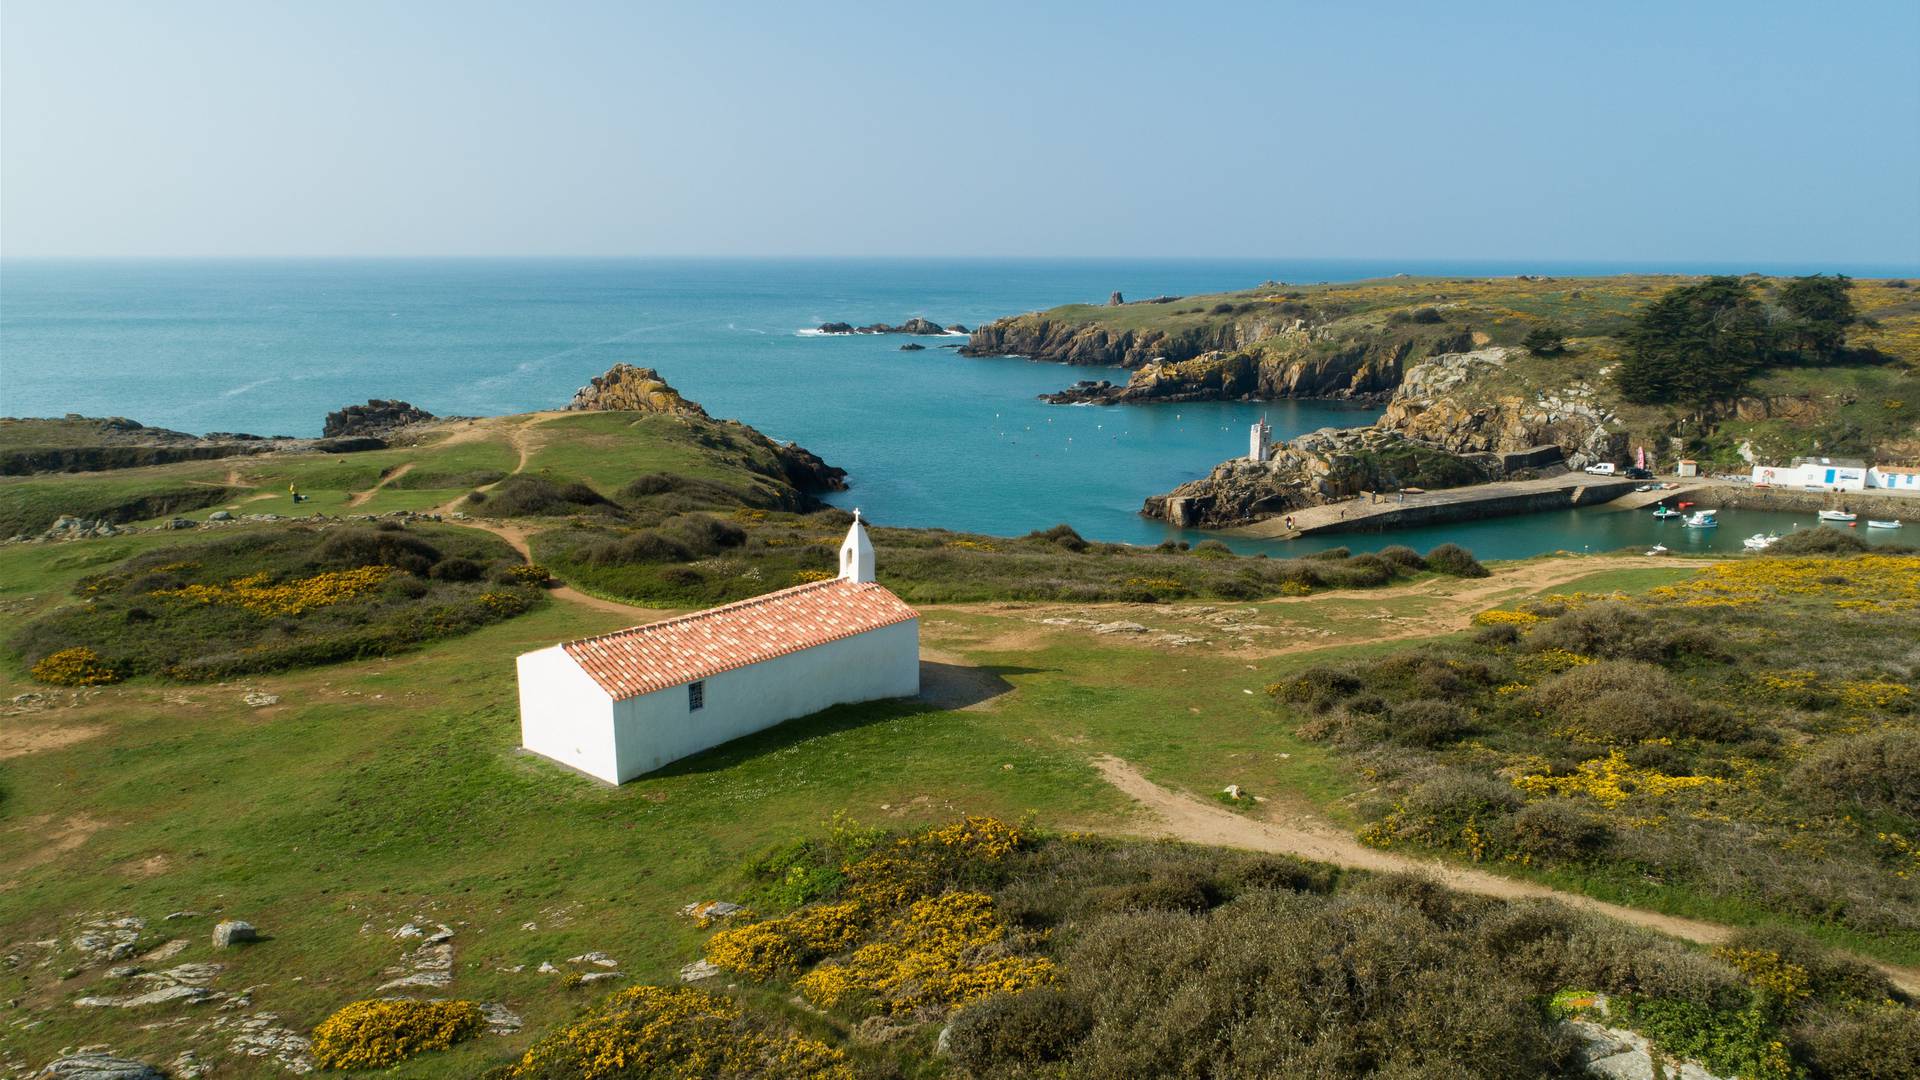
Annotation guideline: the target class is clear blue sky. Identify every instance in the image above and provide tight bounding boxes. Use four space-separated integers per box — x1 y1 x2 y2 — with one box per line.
3 0 1916 262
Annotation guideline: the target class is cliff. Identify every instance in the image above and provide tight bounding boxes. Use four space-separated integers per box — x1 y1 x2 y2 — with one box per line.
1143 426 1496 529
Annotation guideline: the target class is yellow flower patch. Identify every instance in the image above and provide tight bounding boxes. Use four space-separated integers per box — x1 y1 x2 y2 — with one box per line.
1837 679 1911 712
311 999 484 1070
507 985 850 1080
1513 749 1724 809
30 646 121 686
155 565 396 616
796 892 1055 1015
1473 609 1542 627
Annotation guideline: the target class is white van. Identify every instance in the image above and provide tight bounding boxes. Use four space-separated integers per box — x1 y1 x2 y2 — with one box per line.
1583 462 1616 476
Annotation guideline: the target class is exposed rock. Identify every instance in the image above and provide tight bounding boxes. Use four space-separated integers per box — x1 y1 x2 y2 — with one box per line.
71 917 145 964
321 399 434 439
211 921 257 948
208 1011 313 1073
678 959 722 982
813 317 958 335
74 962 224 1008
480 1002 523 1034
564 364 710 416
168 1050 207 1079
1144 426 1491 528
567 951 618 968
242 692 279 709
378 927 453 990
1377 348 1626 463
1562 1019 1729 1080
945 324 969 334
681 900 743 921
898 343 926 351
577 972 624 984
207 511 232 522
34 1053 166 1079
1108 291 1124 306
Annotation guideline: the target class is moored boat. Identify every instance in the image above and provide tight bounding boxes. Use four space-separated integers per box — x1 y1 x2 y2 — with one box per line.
1817 509 1857 522
1652 506 1681 519
1682 510 1718 529
1742 533 1778 551
1867 519 1902 529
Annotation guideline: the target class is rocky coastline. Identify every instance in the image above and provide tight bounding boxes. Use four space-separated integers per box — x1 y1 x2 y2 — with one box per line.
0 415 387 477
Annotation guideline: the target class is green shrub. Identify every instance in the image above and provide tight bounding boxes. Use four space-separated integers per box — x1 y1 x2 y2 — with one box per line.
428 556 484 582
1507 801 1610 862
469 474 613 517
946 988 1094 1075
1425 543 1488 577
1790 730 1920 817
1532 660 1743 743
1388 699 1471 748
1770 529 1871 555
1791 1003 1920 1080
1378 544 1427 570
1192 539 1234 559
1024 523 1088 552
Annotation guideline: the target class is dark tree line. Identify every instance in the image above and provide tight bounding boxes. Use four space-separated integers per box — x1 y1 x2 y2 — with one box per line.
1614 274 1858 409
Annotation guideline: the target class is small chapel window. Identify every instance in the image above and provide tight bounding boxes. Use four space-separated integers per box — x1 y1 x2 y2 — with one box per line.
688 681 705 711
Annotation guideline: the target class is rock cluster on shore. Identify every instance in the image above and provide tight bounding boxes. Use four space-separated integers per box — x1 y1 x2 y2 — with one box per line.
321 399 435 438
815 318 966 335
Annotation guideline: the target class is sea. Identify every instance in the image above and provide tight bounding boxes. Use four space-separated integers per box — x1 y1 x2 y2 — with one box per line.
3 257 1913 560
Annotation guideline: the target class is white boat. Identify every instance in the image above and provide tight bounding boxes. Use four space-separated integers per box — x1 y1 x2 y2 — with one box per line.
1682 510 1718 529
1867 519 1901 529
1817 509 1857 522
1742 533 1778 551
1644 544 1669 556
1652 506 1681 519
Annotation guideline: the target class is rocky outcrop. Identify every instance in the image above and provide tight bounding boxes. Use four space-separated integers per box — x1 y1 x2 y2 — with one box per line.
899 343 926 352
565 364 711 416
1144 427 1492 528
322 399 434 438
34 1053 166 1079
1108 291 1124 306
962 314 1249 367
766 439 848 493
815 318 959 336
1378 348 1627 466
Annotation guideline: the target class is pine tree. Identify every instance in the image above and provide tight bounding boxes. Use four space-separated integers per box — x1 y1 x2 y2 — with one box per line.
1776 274 1855 363
1615 277 1773 410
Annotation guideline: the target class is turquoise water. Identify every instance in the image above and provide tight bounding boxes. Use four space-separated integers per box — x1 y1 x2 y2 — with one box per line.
3 258 1911 559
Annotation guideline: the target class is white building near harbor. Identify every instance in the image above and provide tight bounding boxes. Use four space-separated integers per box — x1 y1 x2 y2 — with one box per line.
1867 465 1920 491
516 511 920 784
1249 416 1272 462
1750 457 1869 492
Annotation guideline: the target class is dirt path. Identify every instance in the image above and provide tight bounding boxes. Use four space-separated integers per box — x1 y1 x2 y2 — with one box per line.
1091 755 1920 996
346 461 415 507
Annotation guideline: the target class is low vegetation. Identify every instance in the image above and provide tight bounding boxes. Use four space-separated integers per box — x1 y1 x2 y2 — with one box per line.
1274 553 1920 956
490 816 1917 1079
8 523 545 682
534 508 1487 606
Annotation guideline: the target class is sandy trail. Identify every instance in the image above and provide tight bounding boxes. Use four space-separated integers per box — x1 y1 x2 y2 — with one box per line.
346 461 415 507
1091 755 1920 996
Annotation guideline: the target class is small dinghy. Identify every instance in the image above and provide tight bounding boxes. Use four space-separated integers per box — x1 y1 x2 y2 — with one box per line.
1652 506 1681 519
1683 510 1718 529
1817 509 1857 522
1644 544 1669 556
1743 533 1778 551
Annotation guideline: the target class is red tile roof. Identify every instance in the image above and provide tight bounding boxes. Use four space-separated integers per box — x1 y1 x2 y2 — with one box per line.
560 578 919 700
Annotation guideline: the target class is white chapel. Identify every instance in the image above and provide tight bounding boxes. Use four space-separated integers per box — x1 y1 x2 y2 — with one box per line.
516 511 921 784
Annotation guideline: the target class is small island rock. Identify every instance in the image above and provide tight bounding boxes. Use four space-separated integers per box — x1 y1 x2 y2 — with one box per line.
1108 291 1124 306
322 399 434 438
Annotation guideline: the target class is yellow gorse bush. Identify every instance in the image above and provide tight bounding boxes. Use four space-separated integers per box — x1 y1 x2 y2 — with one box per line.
1473 609 1542 627
789 568 835 585
506 985 851 1080
1513 749 1724 809
797 892 1056 1015
1714 947 1812 1002
1649 555 1920 610
704 901 866 979
154 565 396 616
1837 679 1911 712
30 646 121 686
310 998 484 1070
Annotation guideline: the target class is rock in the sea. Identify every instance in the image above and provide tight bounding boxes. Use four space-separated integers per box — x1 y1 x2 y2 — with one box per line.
565 364 710 416
1108 291 1124 306
814 317 957 336
34 1053 165 1080
322 399 434 438
898 343 926 351
211 920 257 948
945 323 969 334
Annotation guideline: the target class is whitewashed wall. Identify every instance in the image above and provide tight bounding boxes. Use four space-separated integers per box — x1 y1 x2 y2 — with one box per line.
517 645 620 783
608 619 920 781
